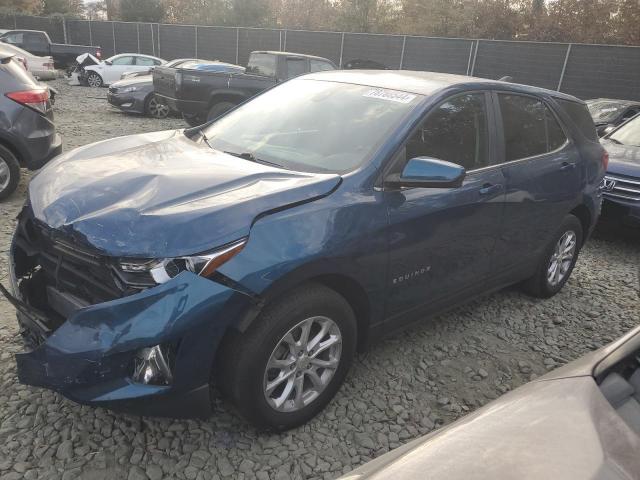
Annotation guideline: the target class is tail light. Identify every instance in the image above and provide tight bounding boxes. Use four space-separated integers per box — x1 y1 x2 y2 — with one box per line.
602 149 609 171
6 88 50 114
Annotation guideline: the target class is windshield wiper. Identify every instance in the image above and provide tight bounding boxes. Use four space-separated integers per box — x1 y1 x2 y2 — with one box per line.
223 150 284 169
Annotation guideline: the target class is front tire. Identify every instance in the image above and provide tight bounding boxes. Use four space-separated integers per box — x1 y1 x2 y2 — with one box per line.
522 214 583 298
217 283 357 431
0 145 20 201
145 94 170 119
86 72 103 88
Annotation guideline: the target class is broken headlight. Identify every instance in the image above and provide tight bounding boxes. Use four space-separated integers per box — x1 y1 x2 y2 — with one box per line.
118 238 246 284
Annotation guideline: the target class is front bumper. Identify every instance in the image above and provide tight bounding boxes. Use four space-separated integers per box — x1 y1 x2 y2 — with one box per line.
602 198 640 226
107 91 146 115
3 242 255 418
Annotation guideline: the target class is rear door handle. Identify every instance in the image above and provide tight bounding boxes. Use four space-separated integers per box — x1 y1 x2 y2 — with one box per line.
560 162 576 171
479 183 502 196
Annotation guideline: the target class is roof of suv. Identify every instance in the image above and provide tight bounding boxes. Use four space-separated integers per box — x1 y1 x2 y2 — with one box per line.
252 51 335 62
305 70 583 103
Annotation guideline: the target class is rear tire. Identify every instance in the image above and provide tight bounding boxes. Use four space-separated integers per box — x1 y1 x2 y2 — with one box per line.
86 72 103 88
207 101 236 122
216 283 357 431
0 145 20 201
182 113 205 127
521 214 583 298
145 94 170 119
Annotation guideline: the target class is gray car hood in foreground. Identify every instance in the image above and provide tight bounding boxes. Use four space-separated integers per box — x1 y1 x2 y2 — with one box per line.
340 326 640 480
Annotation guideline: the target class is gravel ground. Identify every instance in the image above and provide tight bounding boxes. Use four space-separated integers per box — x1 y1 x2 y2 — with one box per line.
0 79 638 480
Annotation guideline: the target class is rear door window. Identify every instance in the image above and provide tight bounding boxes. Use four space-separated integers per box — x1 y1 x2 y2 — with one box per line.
3 32 23 45
24 33 47 50
498 94 567 162
310 59 335 72
135 56 156 66
405 93 490 171
285 58 307 79
112 56 134 66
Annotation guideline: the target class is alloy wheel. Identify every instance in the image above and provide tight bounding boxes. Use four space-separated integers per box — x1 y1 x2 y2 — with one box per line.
148 96 170 118
87 73 102 88
547 230 577 286
0 158 10 192
263 316 342 413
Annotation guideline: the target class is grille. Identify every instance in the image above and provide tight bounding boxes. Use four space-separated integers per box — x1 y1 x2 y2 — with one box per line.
603 174 640 202
14 212 155 309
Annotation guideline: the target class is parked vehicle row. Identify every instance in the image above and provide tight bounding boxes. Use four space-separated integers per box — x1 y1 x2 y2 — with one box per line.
153 50 337 125
107 58 241 118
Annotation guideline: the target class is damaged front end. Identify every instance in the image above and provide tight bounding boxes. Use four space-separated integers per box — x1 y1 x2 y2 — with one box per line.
4 206 256 418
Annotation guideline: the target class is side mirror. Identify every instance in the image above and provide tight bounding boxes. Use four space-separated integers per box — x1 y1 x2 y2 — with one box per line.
385 157 466 189
104 60 112 66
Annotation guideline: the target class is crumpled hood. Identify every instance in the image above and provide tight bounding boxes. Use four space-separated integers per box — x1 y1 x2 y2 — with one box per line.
601 139 640 177
29 130 341 258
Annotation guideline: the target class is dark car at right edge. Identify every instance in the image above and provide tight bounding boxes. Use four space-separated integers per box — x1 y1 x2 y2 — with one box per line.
600 112 640 226
3 71 605 430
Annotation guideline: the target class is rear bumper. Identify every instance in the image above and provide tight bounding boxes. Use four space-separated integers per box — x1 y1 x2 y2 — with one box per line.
156 94 207 117
5 234 256 418
10 107 62 170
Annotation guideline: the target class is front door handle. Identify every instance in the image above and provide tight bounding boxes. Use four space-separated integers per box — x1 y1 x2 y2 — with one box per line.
560 162 576 171
479 183 502 196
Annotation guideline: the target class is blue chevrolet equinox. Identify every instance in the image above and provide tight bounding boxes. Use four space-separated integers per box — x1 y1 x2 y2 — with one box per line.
2 71 606 430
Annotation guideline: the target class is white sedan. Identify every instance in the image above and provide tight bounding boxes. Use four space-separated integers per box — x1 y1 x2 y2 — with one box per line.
0 41 56 80
83 53 165 87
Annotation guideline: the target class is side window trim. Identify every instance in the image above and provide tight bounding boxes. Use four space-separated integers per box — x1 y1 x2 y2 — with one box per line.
491 90 571 168
381 90 493 184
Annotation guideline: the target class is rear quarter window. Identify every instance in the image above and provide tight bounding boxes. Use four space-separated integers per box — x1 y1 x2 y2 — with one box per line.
556 99 599 142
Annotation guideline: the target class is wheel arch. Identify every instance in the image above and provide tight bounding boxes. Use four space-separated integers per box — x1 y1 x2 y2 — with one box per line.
233 270 373 352
569 203 593 246
0 134 25 166
208 91 246 108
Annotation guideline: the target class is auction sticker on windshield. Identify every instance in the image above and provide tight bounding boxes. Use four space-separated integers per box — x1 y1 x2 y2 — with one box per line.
364 88 416 104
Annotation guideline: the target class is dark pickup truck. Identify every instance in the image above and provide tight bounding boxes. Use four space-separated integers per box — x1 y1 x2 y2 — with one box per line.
0 30 101 69
153 50 336 126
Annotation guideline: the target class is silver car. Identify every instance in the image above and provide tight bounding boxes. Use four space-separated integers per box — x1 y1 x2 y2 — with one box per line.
339 326 640 480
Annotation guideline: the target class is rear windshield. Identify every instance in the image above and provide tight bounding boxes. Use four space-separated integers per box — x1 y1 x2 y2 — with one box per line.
587 101 626 123
609 115 640 147
557 99 598 141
